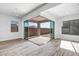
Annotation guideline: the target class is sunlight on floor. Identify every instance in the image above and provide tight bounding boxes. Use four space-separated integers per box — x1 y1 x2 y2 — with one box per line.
72 42 79 53
60 40 75 52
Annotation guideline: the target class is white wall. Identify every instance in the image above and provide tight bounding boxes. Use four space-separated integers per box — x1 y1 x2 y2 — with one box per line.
60 14 79 41
0 14 22 41
41 12 79 41
40 11 62 39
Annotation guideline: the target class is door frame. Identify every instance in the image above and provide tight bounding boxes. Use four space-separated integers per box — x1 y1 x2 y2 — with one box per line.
24 20 55 40
50 20 55 39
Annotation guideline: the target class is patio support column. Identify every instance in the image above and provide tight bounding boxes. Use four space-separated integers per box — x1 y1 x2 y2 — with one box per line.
37 23 40 36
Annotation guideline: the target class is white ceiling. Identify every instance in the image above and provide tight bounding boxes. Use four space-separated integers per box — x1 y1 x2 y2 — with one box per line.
41 3 79 18
1 3 79 19
0 3 43 17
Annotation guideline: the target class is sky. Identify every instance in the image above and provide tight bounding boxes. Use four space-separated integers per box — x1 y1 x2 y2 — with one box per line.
24 22 53 28
40 22 50 28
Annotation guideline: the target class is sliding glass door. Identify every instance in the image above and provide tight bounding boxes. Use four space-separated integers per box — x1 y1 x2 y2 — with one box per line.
40 20 55 39
24 20 38 39
24 20 55 40
40 22 50 36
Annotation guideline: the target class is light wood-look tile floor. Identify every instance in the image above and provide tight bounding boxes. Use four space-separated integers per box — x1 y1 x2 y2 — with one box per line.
0 38 79 56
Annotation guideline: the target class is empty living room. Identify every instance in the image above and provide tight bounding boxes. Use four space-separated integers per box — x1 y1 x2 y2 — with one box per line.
0 0 79 58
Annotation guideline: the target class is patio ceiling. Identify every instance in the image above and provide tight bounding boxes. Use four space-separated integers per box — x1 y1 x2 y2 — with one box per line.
29 16 50 23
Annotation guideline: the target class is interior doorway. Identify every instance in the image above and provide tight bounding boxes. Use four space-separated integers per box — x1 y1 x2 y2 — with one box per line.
24 16 55 40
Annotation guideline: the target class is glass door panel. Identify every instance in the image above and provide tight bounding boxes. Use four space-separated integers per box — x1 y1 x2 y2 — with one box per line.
40 22 50 35
24 20 29 39
50 21 55 39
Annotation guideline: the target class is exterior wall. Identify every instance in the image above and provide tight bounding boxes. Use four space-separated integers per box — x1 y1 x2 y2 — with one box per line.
28 28 38 37
28 28 49 37
40 28 49 35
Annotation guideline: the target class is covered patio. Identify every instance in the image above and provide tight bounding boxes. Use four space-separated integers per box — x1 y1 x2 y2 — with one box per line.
24 16 55 45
